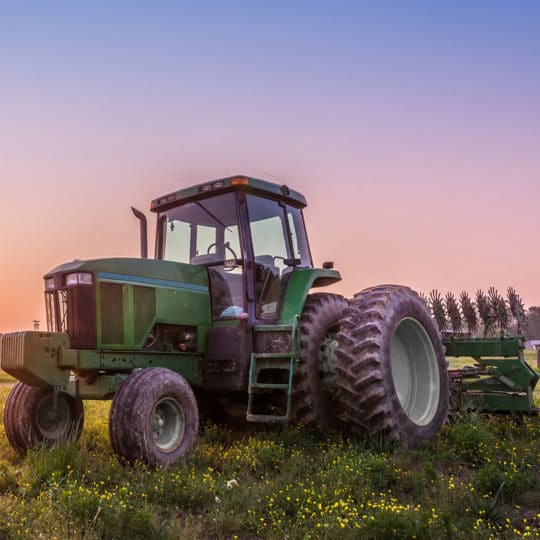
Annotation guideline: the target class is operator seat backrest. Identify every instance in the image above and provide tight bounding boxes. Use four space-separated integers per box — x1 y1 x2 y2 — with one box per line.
254 255 279 276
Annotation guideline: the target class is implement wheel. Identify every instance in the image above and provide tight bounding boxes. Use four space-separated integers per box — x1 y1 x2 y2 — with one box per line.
336 285 448 446
3 382 84 450
109 367 199 467
293 293 348 427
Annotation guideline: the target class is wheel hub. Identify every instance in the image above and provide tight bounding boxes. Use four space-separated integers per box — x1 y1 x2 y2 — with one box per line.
151 397 186 452
35 393 71 439
318 335 339 394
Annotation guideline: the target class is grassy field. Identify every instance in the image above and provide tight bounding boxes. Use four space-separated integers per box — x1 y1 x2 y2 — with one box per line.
0 367 538 539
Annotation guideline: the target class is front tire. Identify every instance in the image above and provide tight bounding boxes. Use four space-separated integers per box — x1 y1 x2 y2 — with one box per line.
336 285 448 446
109 368 199 467
3 382 84 450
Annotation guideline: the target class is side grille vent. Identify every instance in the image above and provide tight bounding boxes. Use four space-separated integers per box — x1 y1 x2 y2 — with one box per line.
134 286 156 344
0 332 25 372
101 282 124 344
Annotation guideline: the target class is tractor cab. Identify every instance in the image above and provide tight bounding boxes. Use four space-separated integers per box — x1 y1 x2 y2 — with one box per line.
152 176 315 324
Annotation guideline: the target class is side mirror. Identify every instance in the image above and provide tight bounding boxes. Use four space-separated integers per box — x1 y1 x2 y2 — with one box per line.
322 261 334 269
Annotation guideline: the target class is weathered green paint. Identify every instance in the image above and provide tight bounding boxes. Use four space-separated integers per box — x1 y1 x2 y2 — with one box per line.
66 374 128 400
46 257 209 288
459 390 536 413
247 317 299 422
443 337 522 358
47 258 212 351
279 268 342 324
94 279 211 350
455 360 537 393
483 359 538 392
446 336 539 414
60 348 204 388
0 331 70 387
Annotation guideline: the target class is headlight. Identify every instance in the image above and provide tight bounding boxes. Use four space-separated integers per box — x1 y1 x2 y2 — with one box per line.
44 277 55 290
65 272 93 286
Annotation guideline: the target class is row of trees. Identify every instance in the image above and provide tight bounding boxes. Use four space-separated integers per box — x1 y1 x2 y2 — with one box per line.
525 306 540 340
421 287 539 338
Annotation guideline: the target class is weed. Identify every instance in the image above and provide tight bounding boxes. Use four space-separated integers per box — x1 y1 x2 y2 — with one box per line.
0 387 538 538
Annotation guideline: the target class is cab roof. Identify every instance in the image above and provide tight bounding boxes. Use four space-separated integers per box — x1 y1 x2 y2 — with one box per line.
150 175 307 212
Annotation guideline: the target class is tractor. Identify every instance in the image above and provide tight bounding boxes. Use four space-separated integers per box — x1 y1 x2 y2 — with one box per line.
0 175 536 467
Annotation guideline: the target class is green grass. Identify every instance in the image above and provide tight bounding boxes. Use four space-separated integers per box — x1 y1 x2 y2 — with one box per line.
0 370 15 384
0 384 538 539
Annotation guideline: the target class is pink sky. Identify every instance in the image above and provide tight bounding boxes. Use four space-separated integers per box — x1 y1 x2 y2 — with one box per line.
1 2 539 332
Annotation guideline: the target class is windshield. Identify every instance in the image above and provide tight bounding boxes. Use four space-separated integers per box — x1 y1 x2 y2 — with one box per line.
160 193 241 265
159 192 244 319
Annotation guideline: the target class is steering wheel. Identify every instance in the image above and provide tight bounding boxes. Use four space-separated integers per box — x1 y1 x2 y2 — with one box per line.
206 242 239 261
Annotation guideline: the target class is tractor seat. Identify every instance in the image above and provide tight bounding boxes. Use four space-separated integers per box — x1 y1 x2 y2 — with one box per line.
255 255 279 275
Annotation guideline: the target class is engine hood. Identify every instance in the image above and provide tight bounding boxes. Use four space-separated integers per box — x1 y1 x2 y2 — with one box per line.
44 257 209 291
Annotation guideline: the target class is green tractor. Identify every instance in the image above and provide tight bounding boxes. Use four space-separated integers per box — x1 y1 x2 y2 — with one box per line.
1 175 520 467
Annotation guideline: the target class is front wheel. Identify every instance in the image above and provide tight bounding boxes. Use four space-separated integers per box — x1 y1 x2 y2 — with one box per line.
3 382 84 450
109 368 199 467
336 285 449 446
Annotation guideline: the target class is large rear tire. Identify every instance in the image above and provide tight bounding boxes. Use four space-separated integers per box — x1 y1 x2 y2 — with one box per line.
109 368 199 468
336 285 448 446
3 382 84 450
293 293 348 428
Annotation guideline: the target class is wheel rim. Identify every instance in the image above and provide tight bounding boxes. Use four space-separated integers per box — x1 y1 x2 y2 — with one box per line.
318 334 339 394
151 397 185 452
35 393 72 440
390 317 440 426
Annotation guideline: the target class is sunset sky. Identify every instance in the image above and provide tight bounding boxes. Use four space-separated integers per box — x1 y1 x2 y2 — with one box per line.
1 1 539 332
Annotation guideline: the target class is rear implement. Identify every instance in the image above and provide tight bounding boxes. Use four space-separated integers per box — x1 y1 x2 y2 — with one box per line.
426 288 538 415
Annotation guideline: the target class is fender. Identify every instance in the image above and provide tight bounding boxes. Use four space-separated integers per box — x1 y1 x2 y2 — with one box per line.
279 268 342 324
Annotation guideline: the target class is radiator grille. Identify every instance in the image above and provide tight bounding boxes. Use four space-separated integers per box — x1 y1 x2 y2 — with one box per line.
0 332 25 371
133 286 156 344
100 282 124 344
45 287 97 348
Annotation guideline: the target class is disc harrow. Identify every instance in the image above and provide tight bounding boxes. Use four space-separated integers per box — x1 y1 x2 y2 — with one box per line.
425 287 538 415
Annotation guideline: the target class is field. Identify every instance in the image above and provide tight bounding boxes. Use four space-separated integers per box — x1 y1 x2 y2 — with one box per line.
0 364 538 539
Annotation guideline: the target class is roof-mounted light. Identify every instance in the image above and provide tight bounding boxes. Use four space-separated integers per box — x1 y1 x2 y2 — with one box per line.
65 272 93 286
198 179 229 193
44 277 55 290
151 193 177 209
231 176 250 186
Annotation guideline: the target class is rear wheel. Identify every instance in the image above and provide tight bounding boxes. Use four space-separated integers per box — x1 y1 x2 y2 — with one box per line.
293 293 348 428
336 285 448 446
109 368 199 467
3 382 84 450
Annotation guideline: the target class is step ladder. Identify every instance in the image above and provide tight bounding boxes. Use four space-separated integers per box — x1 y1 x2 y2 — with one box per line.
246 318 299 423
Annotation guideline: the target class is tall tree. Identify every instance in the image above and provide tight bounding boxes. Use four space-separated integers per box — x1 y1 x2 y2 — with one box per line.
525 307 540 340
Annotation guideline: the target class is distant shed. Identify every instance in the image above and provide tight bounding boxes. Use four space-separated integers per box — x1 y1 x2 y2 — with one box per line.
524 340 540 350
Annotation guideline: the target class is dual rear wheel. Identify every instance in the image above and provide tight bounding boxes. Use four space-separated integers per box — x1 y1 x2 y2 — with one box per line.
296 286 449 446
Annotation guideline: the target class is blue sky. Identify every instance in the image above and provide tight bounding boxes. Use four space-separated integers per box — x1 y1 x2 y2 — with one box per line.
1 1 539 329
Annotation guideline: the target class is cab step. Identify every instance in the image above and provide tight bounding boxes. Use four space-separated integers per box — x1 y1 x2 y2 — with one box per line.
246 317 299 423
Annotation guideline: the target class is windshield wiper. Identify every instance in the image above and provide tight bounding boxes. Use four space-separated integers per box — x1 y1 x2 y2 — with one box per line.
195 201 231 232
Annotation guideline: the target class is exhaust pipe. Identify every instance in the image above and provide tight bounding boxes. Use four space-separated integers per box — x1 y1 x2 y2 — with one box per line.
131 207 148 259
